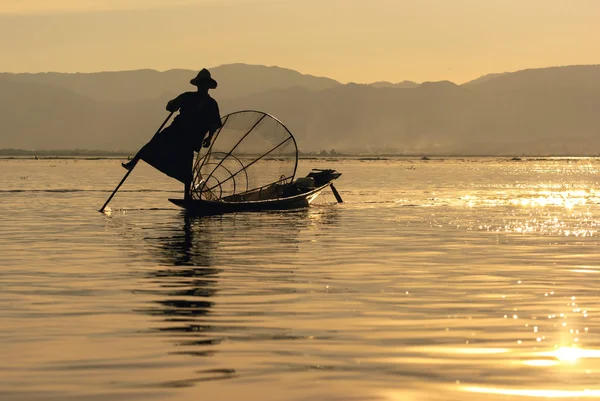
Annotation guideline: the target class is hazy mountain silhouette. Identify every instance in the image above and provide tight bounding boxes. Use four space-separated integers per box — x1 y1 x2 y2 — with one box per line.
369 81 419 89
1 64 599 155
463 72 510 86
467 65 600 92
0 80 161 150
0 63 340 103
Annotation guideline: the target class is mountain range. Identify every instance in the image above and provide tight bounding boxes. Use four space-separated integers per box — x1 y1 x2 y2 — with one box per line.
1 63 599 155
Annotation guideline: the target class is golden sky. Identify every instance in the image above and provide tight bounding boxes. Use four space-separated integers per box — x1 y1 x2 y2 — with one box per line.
1 0 599 83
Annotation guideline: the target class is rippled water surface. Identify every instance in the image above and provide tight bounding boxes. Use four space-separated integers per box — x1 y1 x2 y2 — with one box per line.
2 157 600 400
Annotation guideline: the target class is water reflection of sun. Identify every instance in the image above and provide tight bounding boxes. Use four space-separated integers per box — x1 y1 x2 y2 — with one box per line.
549 346 600 363
523 346 598 367
510 190 594 209
464 387 600 397
464 346 600 398
553 346 585 363
459 187 600 235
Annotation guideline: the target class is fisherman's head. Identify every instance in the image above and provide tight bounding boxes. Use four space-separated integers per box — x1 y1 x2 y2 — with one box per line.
190 68 218 92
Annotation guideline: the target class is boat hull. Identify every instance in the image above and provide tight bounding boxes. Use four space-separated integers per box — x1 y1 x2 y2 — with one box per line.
169 182 336 216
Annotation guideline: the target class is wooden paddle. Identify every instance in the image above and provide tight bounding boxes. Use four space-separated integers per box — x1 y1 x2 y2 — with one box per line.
99 112 174 213
330 184 343 203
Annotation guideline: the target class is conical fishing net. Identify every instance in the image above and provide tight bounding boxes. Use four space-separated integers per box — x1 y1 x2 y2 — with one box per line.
191 111 298 201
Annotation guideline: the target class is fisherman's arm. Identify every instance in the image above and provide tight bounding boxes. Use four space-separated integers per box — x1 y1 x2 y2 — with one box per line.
202 124 220 148
202 102 222 148
166 94 185 112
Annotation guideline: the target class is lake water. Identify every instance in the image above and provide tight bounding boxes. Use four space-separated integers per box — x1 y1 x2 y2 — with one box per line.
2 157 600 400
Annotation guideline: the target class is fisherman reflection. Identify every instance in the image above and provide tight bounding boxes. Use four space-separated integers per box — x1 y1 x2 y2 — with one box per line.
140 216 222 356
139 209 340 357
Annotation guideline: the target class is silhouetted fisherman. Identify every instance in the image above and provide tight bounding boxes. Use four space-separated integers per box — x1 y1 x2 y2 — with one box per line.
122 68 222 199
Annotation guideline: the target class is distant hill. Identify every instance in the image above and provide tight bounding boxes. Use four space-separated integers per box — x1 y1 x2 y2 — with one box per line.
0 69 181 104
467 65 600 93
463 72 509 86
218 67 600 155
210 64 341 99
0 80 160 150
221 82 478 153
0 63 341 103
369 81 419 89
1 64 600 155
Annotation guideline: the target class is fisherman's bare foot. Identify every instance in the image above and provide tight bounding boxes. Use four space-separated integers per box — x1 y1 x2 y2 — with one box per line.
121 160 136 171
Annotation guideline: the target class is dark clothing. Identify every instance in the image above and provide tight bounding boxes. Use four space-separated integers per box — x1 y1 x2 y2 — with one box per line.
137 125 194 184
136 92 221 184
166 92 222 151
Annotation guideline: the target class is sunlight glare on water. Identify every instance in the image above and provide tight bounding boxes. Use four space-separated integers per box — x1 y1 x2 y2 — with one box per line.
2 157 600 400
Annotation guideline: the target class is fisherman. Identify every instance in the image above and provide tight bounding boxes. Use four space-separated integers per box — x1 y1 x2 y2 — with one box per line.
122 68 222 199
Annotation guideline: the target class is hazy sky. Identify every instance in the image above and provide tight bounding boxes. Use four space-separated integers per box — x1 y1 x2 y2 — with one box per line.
1 0 599 83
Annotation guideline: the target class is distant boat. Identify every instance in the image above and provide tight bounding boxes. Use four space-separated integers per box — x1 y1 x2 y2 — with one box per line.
169 110 342 215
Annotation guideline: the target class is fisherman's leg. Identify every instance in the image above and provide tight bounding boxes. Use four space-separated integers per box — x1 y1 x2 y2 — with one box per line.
122 142 153 170
121 143 150 170
183 149 194 200
184 181 192 200
122 127 172 171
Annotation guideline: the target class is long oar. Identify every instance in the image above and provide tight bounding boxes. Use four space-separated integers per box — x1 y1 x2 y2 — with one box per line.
330 184 343 203
99 112 174 213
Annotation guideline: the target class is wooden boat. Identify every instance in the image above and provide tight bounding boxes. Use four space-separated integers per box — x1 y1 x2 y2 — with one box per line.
168 111 342 215
169 169 341 215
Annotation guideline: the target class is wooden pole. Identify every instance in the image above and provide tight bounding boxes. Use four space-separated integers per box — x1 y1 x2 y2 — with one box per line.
99 112 174 212
99 169 133 212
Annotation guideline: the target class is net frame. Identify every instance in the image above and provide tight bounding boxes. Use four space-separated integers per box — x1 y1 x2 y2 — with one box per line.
190 110 299 201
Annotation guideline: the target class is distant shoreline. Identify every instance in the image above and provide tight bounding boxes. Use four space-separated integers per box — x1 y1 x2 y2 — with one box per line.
2 149 600 160
0 149 132 157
